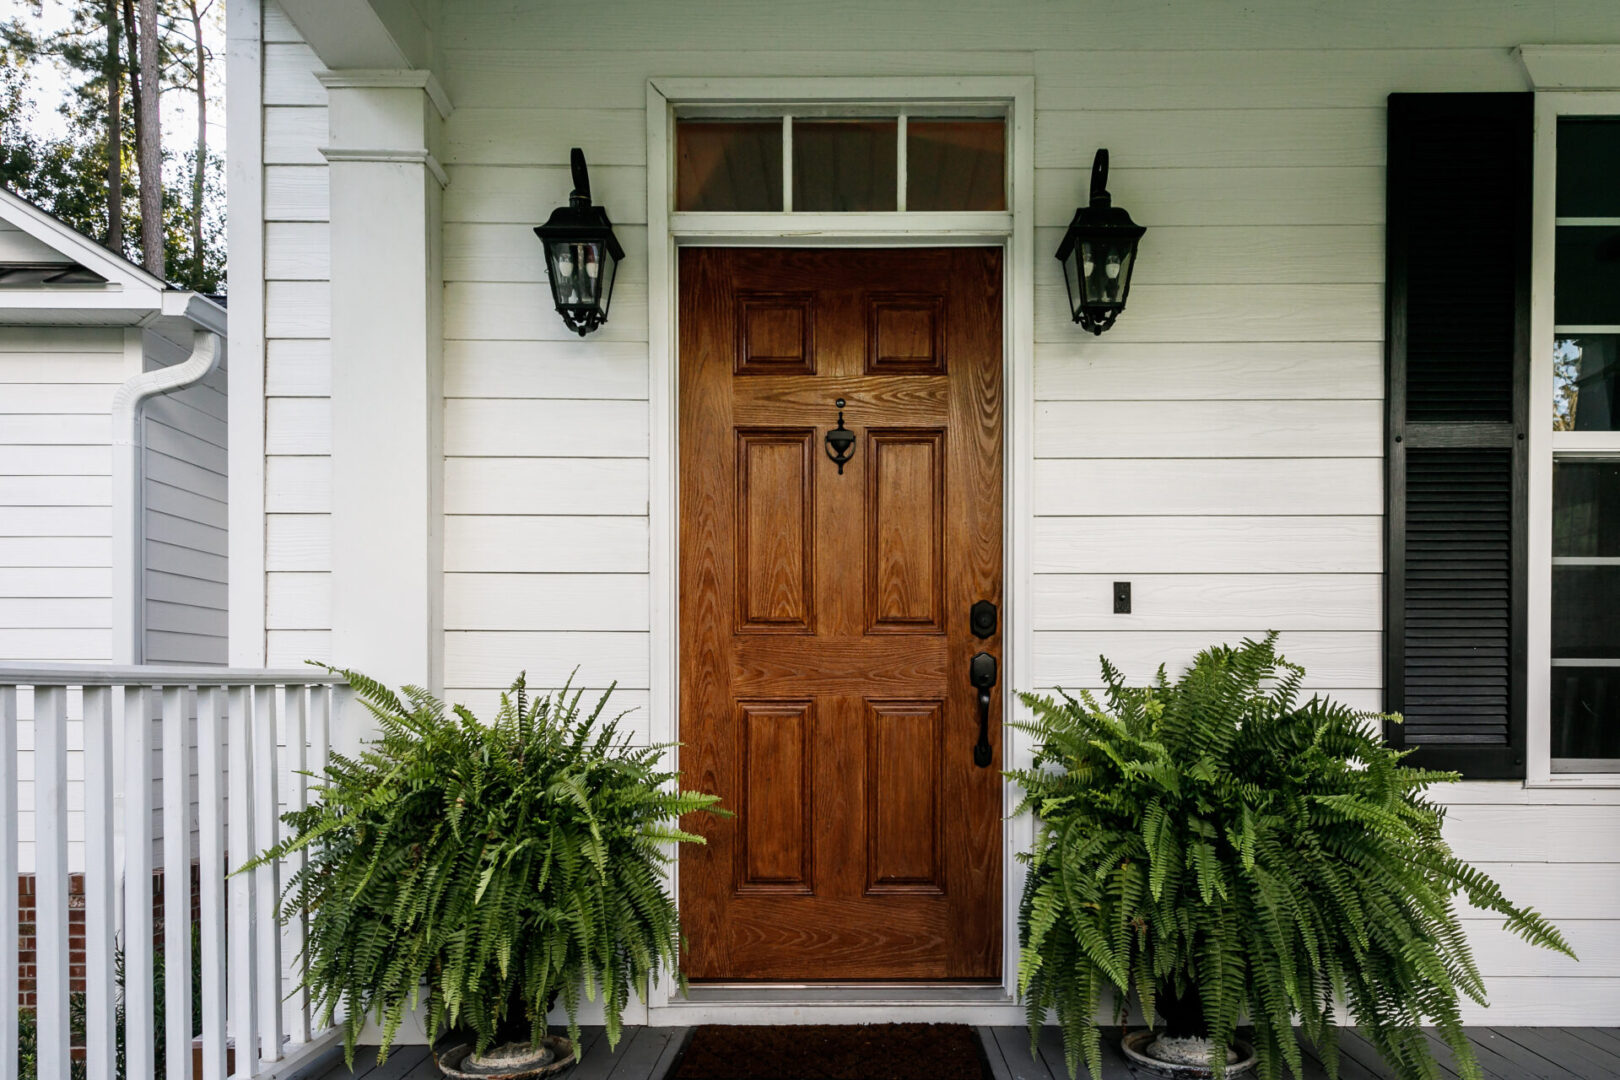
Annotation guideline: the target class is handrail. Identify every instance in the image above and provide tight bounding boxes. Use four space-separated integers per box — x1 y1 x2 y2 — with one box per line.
0 661 346 687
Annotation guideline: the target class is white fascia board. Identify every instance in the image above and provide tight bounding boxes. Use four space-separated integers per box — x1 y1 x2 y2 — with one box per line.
161 290 228 336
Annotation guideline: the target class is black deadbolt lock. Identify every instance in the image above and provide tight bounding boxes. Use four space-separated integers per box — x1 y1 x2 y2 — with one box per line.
970 599 997 639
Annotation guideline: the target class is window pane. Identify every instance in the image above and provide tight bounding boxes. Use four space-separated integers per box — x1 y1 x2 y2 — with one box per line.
793 120 897 212
1553 567 1620 658
677 120 783 212
1554 335 1620 430
906 120 1006 212
1557 117 1620 217
1553 667 1620 761
1555 226 1620 325
1553 459 1620 556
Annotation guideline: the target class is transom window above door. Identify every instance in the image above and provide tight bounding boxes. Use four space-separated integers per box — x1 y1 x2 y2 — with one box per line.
675 112 1007 213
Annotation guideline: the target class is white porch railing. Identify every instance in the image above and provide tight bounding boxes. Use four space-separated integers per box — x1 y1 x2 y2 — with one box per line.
0 664 353 1080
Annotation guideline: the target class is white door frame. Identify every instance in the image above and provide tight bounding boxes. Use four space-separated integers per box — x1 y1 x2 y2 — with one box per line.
644 75 1036 1024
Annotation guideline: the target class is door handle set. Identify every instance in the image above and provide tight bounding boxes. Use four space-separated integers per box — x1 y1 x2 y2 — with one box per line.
970 651 996 768
968 599 997 767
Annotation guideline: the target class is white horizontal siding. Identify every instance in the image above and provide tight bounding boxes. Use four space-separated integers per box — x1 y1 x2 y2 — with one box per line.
140 328 228 664
0 325 122 667
259 0 333 651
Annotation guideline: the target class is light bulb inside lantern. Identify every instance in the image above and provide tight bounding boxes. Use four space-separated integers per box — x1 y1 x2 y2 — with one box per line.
1105 253 1122 280
585 250 599 280
556 251 574 279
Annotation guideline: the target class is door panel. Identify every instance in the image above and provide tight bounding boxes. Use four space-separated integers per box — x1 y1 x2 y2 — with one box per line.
678 247 1003 981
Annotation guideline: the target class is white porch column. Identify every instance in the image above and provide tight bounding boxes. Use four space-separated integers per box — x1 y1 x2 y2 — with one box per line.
319 72 450 702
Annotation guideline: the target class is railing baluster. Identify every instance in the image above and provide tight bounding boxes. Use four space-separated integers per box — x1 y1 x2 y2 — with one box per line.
253 684 285 1061
34 685 70 1080
163 685 196 1080
197 686 229 1080
282 684 311 1044
82 685 118 1080
0 684 18 1080
0 664 349 1080
227 684 260 1078
124 686 157 1080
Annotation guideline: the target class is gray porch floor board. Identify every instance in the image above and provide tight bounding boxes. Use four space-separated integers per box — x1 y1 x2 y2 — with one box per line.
320 1025 1620 1080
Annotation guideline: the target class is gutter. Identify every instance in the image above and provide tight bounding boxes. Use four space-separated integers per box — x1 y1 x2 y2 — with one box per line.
111 328 223 664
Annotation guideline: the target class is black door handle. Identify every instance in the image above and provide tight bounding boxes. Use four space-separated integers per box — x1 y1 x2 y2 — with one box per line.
969 651 997 768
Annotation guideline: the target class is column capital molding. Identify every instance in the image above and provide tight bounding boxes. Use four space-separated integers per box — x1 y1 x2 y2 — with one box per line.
317 68 453 119
319 146 449 188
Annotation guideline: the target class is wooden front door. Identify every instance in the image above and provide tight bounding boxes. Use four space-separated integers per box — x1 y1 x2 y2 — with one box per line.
678 247 1004 981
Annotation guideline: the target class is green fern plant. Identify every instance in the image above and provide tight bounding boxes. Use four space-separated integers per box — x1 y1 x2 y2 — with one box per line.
245 670 724 1066
1011 633 1574 1080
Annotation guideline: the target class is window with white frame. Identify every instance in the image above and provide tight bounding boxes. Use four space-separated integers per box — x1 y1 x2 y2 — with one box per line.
1549 114 1620 772
674 111 1008 214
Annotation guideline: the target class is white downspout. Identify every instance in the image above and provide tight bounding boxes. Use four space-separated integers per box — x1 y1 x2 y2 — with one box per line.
111 328 223 665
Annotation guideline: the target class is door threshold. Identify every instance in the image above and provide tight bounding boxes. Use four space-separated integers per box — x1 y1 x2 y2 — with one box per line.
676 983 1014 1005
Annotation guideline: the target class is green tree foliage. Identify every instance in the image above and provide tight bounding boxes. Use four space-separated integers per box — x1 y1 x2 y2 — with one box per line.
1011 633 1575 1080
0 1 223 291
247 671 726 1066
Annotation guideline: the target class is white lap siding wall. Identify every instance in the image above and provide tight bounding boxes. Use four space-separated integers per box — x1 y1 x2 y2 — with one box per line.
249 0 1620 1021
2 321 220 874
260 1 333 669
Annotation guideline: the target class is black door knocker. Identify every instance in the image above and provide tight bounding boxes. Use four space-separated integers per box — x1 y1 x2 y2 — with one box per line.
825 399 856 474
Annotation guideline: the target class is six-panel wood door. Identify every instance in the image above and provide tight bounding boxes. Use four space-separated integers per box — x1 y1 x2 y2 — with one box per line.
678 247 1004 981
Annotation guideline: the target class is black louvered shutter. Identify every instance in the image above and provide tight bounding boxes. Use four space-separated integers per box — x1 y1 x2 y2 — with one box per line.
1385 93 1531 778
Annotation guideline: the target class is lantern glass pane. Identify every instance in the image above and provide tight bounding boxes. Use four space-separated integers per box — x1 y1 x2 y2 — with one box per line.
577 241 605 304
596 246 618 315
793 119 899 212
677 120 784 212
547 241 585 307
1078 239 1135 307
1061 246 1083 315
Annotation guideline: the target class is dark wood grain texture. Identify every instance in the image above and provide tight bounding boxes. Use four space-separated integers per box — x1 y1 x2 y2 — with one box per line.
678 247 1004 981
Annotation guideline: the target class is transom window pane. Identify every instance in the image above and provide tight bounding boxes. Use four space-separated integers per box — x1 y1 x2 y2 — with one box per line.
673 113 1007 214
676 120 783 212
793 119 898 212
906 120 1006 212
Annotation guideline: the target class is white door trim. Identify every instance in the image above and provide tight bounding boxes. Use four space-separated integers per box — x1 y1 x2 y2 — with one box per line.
644 74 1036 1024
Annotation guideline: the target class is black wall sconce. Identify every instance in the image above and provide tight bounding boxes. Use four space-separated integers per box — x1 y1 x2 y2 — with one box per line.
533 148 626 336
1054 149 1146 335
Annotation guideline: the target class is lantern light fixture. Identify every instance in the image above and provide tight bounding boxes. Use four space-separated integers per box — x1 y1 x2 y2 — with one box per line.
533 148 626 336
1054 148 1146 335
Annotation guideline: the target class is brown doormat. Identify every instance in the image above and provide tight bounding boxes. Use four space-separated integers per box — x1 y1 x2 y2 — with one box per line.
668 1023 992 1080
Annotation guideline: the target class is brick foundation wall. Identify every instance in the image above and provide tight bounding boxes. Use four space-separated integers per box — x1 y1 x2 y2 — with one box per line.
16 862 204 1009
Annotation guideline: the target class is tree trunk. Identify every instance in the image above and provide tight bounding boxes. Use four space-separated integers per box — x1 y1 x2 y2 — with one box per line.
103 0 123 252
135 0 162 277
187 0 206 279
121 0 141 189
